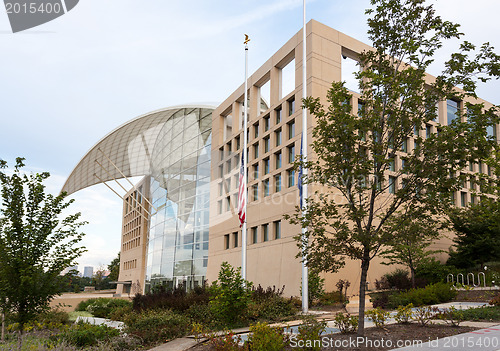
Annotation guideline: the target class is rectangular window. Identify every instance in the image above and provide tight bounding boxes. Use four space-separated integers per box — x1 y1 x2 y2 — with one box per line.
253 164 259 180
389 159 395 172
487 124 497 140
287 169 295 187
414 125 419 137
254 122 259 138
275 174 282 192
389 176 396 194
264 158 270 174
254 144 259 159
460 192 467 207
469 161 474 171
275 151 282 169
226 142 232 156
478 161 483 174
275 107 282 125
401 139 408 153
235 136 240 150
252 184 259 201
288 120 295 139
276 108 282 124
426 125 432 139
288 98 295 116
275 129 282 146
226 159 232 173
471 195 476 205
264 115 270 131
233 232 238 248
263 224 269 242
219 165 224 178
226 197 231 211
252 227 258 244
219 147 224 161
358 101 364 117
263 179 270 197
264 137 270 153
226 177 231 191
218 200 222 215
288 145 295 163
224 234 230 250
447 99 459 125
274 220 281 239
218 182 223 196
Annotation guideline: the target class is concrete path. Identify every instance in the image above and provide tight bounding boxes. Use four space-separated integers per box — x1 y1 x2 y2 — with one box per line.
391 324 500 350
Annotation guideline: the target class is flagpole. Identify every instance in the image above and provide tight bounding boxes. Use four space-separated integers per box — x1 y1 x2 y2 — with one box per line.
301 0 309 314
242 36 249 281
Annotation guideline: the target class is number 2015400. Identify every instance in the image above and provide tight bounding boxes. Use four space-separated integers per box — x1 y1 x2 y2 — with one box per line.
5 2 63 14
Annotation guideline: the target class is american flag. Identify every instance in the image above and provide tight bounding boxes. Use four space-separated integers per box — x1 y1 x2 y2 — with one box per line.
298 133 303 209
238 152 246 227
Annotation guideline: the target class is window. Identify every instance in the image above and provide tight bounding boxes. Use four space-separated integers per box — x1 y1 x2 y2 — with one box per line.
414 125 419 137
263 179 270 197
226 197 231 211
254 144 259 159
252 227 258 244
264 115 270 131
487 124 497 140
471 195 476 205
389 159 395 172
288 169 295 187
288 98 295 116
275 107 282 124
226 142 232 156
252 184 259 201
288 120 295 139
218 182 223 196
219 147 224 161
460 192 467 207
389 176 396 194
219 165 224 178
426 125 432 139
447 99 459 125
275 151 282 169
358 101 364 117
469 161 474 171
264 137 270 153
254 122 259 138
226 159 232 173
274 221 281 239
478 161 483 174
253 164 259 179
264 158 270 174
224 234 230 250
401 138 408 153
275 129 282 146
218 200 222 215
262 224 269 242
233 232 238 248
288 145 295 163
235 136 241 150
275 174 282 192
226 177 231 191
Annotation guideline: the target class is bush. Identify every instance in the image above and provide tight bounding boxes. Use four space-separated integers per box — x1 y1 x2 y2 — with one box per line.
108 304 133 322
370 291 392 309
132 284 211 313
210 262 252 324
375 269 412 291
366 308 390 328
333 312 358 334
247 322 286 351
318 291 344 306
185 303 219 327
458 306 500 321
394 303 414 324
75 298 108 312
251 285 285 302
125 309 191 344
387 282 457 309
57 321 120 347
247 296 296 322
296 315 326 351
85 298 132 319
490 293 500 306
413 306 439 327
38 307 70 326
416 259 458 285
303 270 325 306
437 306 464 327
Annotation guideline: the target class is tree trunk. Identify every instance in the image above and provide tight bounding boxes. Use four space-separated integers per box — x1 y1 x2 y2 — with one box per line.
410 266 416 289
1 312 4 342
357 256 370 336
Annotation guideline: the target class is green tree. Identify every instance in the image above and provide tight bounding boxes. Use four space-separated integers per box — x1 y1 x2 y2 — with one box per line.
448 199 500 269
0 158 86 330
287 0 500 335
381 210 443 288
107 252 120 282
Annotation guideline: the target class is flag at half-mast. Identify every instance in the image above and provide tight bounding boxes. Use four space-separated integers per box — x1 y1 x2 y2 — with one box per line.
238 152 246 227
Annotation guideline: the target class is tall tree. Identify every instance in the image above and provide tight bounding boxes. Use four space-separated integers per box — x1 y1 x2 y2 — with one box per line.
0 158 86 330
447 199 500 269
380 209 443 288
287 0 500 335
108 252 120 282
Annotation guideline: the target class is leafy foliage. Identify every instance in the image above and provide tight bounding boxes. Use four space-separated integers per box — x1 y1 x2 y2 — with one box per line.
456 305 500 321
296 315 326 351
301 270 325 306
57 322 119 347
0 158 86 329
387 282 457 309
84 298 131 319
333 312 358 333
394 303 414 324
366 307 390 328
413 306 440 326
247 322 287 351
132 284 210 312
375 269 413 291
107 253 120 282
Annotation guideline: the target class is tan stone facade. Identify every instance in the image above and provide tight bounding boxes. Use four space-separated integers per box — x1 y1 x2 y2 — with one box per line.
116 176 150 296
207 19 498 297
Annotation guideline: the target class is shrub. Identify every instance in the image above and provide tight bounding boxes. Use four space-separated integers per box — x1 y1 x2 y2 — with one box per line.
86 298 132 319
210 262 252 324
416 259 458 285
57 321 120 347
296 315 326 351
251 285 285 302
204 329 246 351
125 309 191 344
186 303 220 327
302 271 325 306
458 306 500 321
413 306 439 327
39 307 70 326
395 303 414 324
437 306 464 327
108 304 133 322
247 322 286 351
75 298 108 312
318 291 344 306
335 280 351 305
387 282 457 309
333 312 358 333
366 307 390 328
375 269 412 291
132 284 211 313
247 296 296 322
370 291 392 309
490 293 500 306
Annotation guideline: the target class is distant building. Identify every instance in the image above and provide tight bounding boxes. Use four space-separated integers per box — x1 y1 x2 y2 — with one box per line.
83 266 93 278
62 265 78 275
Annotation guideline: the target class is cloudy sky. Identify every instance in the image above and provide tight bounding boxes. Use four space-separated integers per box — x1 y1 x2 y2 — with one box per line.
1 0 499 273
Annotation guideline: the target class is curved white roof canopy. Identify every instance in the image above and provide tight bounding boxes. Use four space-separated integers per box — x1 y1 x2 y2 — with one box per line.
62 105 214 196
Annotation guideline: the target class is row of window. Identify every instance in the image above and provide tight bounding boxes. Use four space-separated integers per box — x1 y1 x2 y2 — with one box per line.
123 259 138 270
223 220 282 249
123 237 141 252
122 227 142 243
123 216 143 233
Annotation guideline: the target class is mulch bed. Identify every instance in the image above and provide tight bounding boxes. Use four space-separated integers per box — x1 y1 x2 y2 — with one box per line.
454 289 499 302
190 323 479 350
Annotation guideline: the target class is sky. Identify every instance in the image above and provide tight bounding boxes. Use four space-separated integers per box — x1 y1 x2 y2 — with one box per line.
1 0 499 273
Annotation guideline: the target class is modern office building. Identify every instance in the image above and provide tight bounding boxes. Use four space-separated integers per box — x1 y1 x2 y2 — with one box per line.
83 266 94 278
63 20 497 296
